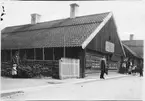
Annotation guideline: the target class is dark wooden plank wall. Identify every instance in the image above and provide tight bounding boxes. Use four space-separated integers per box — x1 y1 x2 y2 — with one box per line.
85 49 103 74
86 16 124 58
85 17 124 72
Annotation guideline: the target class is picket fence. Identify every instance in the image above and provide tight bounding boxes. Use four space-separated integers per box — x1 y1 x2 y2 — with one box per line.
59 58 80 79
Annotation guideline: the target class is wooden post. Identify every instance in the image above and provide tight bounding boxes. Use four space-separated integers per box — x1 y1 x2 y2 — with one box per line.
34 48 36 60
17 48 20 65
18 48 20 58
43 48 45 60
10 49 12 62
79 48 86 78
53 47 55 60
84 48 86 77
25 49 27 60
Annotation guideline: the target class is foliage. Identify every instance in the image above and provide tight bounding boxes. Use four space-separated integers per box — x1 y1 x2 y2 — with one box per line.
18 64 52 78
1 62 12 77
1 61 59 78
18 65 33 78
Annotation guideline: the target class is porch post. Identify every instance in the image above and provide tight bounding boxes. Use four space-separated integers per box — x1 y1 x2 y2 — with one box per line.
79 48 86 78
10 49 12 62
34 48 36 60
84 48 86 77
18 48 20 57
25 49 27 59
43 47 45 60
53 47 55 60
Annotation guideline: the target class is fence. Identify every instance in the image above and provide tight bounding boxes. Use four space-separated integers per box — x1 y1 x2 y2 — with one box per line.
59 58 80 79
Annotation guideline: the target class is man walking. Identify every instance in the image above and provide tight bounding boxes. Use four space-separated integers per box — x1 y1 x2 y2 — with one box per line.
100 57 106 79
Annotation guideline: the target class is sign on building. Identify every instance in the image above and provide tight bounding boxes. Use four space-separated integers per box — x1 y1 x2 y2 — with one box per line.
105 41 115 53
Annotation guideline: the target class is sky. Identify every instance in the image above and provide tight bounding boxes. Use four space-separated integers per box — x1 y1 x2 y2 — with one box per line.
0 1 145 40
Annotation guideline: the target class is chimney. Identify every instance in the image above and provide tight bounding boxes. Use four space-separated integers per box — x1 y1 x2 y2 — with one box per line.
70 3 79 18
130 34 134 40
31 13 41 24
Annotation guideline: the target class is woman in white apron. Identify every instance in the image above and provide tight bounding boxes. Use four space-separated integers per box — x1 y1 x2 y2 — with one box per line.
12 64 17 78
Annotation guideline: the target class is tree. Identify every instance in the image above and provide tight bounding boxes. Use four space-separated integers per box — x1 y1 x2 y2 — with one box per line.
1 5 6 21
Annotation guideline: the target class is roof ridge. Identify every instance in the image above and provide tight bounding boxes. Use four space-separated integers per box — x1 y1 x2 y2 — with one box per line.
3 18 67 29
122 39 144 42
34 12 109 25
74 12 110 18
3 21 102 34
3 12 110 29
125 45 143 47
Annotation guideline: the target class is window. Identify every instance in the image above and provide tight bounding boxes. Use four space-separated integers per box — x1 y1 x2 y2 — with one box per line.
109 36 111 41
44 48 53 60
35 48 43 60
2 50 11 62
54 48 63 60
19 49 26 60
26 49 34 60
1 50 5 62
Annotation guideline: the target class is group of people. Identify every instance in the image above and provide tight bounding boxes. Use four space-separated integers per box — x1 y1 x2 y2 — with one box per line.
121 60 143 77
99 56 144 79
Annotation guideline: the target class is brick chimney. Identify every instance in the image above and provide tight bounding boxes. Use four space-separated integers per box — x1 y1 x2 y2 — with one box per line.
130 34 134 40
31 13 41 24
70 3 79 18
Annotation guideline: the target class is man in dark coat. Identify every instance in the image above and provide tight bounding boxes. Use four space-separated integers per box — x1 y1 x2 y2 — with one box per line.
139 62 143 77
12 51 20 65
100 57 106 79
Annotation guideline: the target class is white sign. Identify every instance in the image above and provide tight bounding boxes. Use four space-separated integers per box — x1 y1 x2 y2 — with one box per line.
105 41 115 53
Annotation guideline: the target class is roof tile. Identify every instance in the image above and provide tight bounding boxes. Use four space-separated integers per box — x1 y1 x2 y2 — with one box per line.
2 12 109 49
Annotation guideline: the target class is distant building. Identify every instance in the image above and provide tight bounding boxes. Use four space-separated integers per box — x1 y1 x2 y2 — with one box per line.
122 34 143 67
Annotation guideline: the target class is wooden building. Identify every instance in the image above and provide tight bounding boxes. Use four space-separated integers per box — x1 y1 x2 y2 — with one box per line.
122 37 143 67
1 4 125 78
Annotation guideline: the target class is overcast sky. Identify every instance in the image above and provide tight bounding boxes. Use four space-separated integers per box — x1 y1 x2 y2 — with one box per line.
0 1 145 40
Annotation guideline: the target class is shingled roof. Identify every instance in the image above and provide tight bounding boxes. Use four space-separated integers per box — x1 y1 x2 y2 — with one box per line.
2 12 111 49
122 44 140 58
122 40 143 59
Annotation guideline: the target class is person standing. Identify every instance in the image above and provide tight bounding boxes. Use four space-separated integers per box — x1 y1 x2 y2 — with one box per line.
126 60 130 74
12 51 20 78
139 62 143 77
124 61 128 74
12 64 17 78
128 61 132 74
100 57 106 79
13 51 20 65
122 61 126 74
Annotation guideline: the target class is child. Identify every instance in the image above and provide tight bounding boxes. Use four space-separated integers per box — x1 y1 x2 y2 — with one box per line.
12 64 17 78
